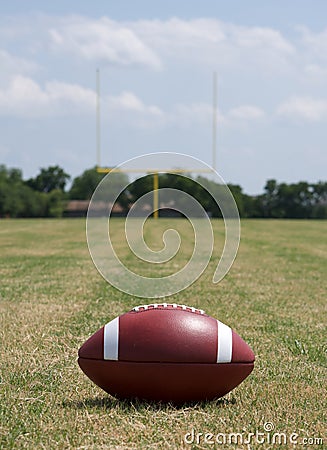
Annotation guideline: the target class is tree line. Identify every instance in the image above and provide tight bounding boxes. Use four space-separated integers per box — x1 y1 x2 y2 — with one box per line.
0 164 326 219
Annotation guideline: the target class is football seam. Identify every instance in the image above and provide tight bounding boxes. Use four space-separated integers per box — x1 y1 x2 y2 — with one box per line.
78 357 255 364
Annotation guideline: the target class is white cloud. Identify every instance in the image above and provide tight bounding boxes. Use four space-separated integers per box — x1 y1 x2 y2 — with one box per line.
45 15 297 74
304 64 327 81
132 18 294 72
0 49 39 76
132 18 226 54
133 17 294 53
166 102 265 129
49 16 162 69
103 91 165 129
0 76 164 123
0 12 325 193
171 102 218 127
231 25 294 53
0 76 96 117
277 96 327 122
108 91 163 116
298 26 327 61
228 105 265 120
0 71 266 130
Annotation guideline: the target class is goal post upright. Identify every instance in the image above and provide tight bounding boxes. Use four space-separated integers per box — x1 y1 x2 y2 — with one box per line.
212 71 217 172
96 68 101 169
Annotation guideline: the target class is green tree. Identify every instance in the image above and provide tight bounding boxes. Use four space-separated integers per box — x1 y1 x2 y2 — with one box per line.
26 165 70 193
69 167 105 200
262 179 279 217
47 189 66 217
126 173 154 202
277 182 312 218
226 184 245 217
310 181 327 218
69 167 130 211
0 164 60 217
0 166 24 217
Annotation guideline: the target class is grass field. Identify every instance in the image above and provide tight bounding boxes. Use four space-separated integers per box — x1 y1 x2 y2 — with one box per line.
0 218 326 449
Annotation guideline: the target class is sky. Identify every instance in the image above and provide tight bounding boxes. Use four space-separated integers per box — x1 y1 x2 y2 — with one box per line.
0 0 326 194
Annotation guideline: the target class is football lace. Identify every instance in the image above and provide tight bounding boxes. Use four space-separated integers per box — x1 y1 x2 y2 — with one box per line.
132 303 205 314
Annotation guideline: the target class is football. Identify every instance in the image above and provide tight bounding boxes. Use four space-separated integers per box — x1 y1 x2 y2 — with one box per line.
78 303 255 403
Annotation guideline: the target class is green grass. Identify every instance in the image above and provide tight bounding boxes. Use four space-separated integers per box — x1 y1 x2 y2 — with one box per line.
0 219 326 449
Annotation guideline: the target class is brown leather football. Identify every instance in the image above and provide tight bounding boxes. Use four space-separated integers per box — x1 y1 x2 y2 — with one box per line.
78 303 255 403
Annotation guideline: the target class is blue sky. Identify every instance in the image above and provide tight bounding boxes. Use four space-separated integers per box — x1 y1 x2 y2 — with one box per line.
0 1 326 193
